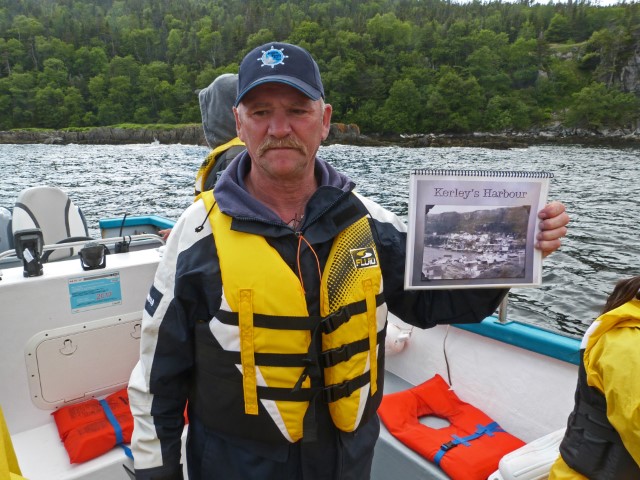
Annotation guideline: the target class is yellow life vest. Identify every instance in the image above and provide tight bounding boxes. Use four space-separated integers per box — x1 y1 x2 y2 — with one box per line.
194 137 245 199
198 190 386 443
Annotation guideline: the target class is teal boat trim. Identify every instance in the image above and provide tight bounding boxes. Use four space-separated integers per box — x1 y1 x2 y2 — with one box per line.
455 318 581 365
99 215 175 231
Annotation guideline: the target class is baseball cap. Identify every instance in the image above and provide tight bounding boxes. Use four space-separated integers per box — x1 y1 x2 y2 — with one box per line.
235 42 324 106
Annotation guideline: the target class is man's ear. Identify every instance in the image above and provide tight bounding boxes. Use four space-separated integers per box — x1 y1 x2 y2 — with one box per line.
233 106 244 141
322 103 333 141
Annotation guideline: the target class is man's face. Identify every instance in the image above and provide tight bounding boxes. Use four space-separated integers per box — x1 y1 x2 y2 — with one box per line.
234 83 332 183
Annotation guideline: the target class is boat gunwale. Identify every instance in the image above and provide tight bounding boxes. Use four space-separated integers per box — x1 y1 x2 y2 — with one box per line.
455 317 581 365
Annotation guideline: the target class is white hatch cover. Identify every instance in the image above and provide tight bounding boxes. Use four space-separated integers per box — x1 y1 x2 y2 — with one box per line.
24 313 142 409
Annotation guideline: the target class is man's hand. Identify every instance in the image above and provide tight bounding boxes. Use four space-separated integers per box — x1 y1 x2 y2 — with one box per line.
158 228 172 242
536 201 569 258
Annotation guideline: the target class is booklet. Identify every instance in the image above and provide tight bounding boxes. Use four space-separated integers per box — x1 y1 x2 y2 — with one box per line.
405 169 553 289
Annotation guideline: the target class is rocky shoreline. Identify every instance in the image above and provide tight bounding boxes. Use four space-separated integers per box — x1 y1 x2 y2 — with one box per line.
1 123 638 149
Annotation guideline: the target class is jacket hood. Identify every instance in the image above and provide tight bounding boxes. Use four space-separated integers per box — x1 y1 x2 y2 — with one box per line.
199 73 239 149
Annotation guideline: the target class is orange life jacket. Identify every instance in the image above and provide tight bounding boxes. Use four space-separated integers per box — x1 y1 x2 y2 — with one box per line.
52 388 133 464
52 389 189 464
378 374 525 480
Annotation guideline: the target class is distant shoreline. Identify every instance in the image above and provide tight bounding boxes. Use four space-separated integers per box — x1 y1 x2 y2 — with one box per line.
1 124 638 149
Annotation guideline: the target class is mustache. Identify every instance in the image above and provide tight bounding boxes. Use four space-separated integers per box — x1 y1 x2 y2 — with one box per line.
256 137 307 157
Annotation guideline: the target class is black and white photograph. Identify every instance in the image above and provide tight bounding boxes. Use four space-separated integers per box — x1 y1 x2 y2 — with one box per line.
420 204 530 282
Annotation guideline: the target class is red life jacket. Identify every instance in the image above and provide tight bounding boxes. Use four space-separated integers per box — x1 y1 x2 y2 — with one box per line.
52 389 189 464
52 388 133 464
378 374 525 480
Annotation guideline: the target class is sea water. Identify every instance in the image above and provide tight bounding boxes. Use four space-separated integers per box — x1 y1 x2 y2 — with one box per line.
1 142 638 337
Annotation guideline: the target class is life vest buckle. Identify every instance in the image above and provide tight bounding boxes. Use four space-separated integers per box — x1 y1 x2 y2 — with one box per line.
440 440 457 452
322 344 350 367
323 379 355 403
322 306 351 334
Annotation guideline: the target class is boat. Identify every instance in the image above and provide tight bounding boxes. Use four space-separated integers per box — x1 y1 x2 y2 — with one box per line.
0 185 581 480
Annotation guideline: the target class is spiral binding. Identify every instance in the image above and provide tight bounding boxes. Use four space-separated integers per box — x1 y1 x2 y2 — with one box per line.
411 169 554 178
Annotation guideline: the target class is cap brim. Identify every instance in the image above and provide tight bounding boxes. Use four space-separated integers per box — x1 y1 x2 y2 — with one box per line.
235 76 323 106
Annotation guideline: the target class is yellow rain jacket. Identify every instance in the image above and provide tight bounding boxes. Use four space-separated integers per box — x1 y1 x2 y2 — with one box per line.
1 406 26 480
550 298 640 479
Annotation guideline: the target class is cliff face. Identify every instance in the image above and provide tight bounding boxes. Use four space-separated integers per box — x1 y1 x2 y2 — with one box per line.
621 43 640 96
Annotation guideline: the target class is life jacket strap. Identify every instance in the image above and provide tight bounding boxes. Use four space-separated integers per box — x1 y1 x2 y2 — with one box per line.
321 293 385 334
574 400 621 443
321 330 385 367
322 370 371 403
364 279 378 396
204 347 310 367
433 421 504 466
216 309 320 330
99 399 133 459
239 289 259 415
215 295 384 333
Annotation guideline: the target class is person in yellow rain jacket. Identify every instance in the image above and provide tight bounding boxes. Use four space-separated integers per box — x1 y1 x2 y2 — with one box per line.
1 405 26 480
550 275 640 480
193 73 245 199
159 73 245 240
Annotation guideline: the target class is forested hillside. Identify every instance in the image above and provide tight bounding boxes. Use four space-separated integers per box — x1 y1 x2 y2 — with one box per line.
1 0 639 134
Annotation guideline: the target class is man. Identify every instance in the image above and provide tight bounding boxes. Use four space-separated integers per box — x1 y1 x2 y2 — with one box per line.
549 276 640 479
128 41 570 480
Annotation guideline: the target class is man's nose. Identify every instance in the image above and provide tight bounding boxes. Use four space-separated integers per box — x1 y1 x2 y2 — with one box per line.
267 110 293 137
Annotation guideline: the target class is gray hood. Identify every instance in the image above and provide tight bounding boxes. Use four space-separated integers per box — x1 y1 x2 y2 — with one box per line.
199 73 239 149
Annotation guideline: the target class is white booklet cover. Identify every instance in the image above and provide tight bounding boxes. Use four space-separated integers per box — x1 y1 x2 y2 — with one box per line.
405 169 553 289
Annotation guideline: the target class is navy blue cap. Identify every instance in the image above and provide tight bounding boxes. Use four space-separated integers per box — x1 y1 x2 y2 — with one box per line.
235 42 324 106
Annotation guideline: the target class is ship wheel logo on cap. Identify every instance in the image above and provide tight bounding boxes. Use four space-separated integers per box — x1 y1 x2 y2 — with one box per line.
258 47 288 68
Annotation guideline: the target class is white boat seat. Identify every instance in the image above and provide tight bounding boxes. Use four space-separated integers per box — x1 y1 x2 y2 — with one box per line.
488 428 565 480
0 206 12 252
12 186 91 262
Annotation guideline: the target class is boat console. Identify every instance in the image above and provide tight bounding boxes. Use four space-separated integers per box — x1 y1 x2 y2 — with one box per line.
0 231 187 479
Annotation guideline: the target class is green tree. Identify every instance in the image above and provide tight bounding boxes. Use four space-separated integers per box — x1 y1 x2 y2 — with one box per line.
378 78 424 133
484 95 531 131
425 68 485 133
566 82 638 130
545 14 571 43
38 58 68 89
0 38 26 75
34 86 65 128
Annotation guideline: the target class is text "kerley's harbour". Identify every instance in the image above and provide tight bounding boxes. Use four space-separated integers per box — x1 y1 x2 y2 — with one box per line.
433 187 528 199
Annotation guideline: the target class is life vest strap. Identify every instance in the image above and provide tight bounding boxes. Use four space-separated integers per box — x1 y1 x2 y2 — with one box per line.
364 279 378 396
321 330 385 367
322 370 371 403
214 293 383 334
574 402 621 443
99 399 133 459
433 421 504 466
321 293 385 334
216 309 320 330
258 385 316 402
239 289 259 415
201 346 310 367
